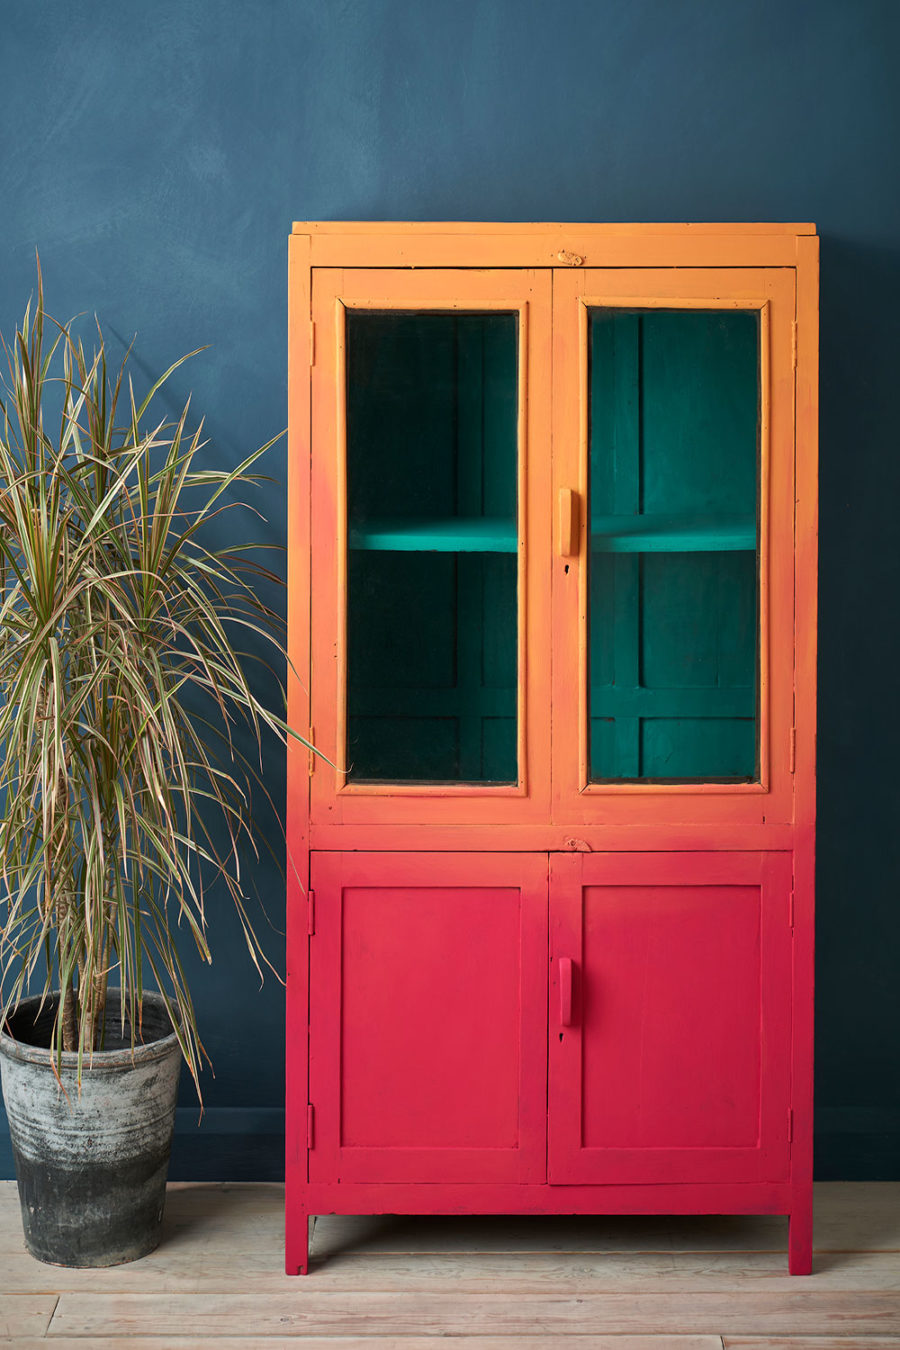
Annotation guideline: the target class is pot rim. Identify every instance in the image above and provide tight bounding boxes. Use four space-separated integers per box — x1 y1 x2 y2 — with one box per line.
0 989 181 1072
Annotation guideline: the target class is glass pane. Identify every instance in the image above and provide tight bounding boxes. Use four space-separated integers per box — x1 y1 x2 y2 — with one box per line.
588 309 759 782
346 311 518 784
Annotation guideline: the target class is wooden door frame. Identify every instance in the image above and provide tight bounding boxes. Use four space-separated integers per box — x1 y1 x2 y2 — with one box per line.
550 266 797 830
307 267 553 832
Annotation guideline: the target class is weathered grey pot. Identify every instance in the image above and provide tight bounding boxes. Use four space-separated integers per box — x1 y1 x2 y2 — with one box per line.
0 990 181 1267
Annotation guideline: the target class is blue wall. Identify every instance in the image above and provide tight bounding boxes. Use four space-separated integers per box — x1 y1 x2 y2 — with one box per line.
1 0 898 1180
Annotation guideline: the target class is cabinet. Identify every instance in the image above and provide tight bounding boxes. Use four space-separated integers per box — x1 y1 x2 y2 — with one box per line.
286 223 818 1275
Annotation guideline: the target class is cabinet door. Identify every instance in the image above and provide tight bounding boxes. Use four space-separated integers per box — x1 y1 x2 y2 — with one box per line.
549 852 792 1184
551 267 796 830
309 852 548 1184
309 268 552 841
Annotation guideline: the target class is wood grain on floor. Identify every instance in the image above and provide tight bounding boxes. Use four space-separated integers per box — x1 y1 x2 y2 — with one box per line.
0 1340 728 1350
0 1181 897 1346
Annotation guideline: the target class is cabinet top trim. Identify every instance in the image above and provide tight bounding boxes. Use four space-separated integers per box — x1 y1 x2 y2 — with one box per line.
291 224 818 269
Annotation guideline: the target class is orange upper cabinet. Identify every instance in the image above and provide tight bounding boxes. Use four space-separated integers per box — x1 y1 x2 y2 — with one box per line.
292 225 816 850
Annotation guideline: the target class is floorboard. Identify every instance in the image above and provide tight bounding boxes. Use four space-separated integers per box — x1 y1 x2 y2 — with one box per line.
44 1288 900 1337
0 1295 56 1339
2 1340 725 1350
725 1341 900 1349
4 1249 900 1294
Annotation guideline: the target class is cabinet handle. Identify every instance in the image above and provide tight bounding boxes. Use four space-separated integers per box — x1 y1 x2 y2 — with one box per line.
558 488 579 557
559 956 574 1026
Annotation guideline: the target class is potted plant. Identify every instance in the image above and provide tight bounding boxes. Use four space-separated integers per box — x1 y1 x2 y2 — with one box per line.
0 268 305 1266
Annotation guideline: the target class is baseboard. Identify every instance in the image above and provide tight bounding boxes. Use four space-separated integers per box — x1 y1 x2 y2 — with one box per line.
814 1107 900 1180
168 1107 285 1180
1 1106 898 1182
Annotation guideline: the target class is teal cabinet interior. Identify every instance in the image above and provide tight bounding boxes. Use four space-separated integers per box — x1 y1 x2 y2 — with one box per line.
588 309 759 782
346 311 519 784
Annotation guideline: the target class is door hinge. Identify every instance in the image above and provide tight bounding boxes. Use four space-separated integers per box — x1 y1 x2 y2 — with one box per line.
307 889 316 937
308 727 316 776
789 880 794 933
787 1107 793 1143
791 320 797 371
789 725 796 773
307 1103 315 1149
309 320 316 366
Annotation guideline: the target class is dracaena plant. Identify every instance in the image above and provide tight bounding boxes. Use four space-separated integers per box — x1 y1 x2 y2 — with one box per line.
0 266 302 1091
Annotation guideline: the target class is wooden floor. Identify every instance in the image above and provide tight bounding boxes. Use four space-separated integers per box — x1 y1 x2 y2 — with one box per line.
1 1182 898 1348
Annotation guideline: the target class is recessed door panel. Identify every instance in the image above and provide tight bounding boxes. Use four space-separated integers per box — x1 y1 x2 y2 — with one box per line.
549 852 792 1184
309 852 548 1183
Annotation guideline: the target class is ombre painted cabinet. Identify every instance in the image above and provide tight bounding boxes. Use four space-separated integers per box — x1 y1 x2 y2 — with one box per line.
286 223 818 1275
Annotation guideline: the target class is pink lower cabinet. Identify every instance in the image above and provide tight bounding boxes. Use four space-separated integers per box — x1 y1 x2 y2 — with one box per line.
291 848 803 1275
307 851 549 1186
549 852 793 1186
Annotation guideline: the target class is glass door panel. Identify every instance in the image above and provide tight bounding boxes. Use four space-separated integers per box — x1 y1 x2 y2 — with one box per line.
346 311 519 784
588 308 759 783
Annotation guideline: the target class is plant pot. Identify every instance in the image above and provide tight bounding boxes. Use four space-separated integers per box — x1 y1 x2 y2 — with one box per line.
0 990 181 1267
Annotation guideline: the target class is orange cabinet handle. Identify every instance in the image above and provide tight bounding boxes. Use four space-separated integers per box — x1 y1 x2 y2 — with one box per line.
558 488 579 557
559 956 574 1026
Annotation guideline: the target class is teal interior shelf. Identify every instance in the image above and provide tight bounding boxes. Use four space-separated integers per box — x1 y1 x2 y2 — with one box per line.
349 514 755 554
590 514 756 553
350 518 518 552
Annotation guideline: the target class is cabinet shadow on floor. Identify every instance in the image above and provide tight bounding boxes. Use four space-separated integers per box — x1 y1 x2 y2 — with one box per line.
308 1211 791 1258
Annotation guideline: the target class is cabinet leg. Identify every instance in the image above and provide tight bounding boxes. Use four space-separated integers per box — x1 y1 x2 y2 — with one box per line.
286 1212 310 1275
788 1190 813 1275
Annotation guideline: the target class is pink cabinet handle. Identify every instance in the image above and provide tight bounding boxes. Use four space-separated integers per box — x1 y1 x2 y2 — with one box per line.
558 488 579 557
559 957 574 1026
